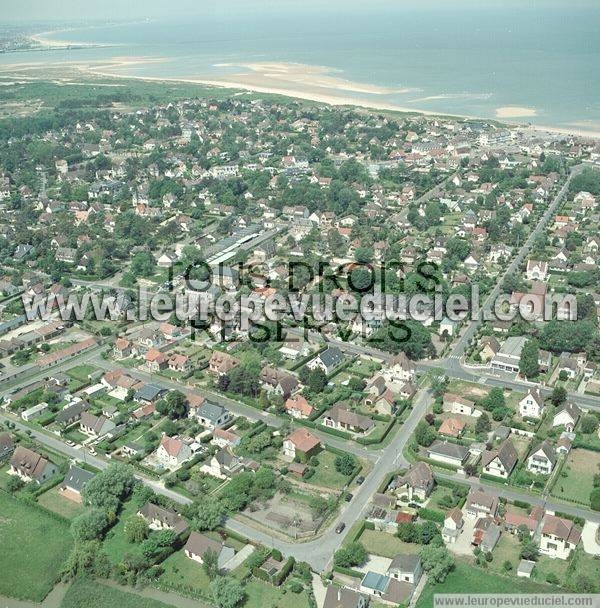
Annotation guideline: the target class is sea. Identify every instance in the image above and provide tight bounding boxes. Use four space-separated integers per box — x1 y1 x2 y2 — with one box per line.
2 3 600 133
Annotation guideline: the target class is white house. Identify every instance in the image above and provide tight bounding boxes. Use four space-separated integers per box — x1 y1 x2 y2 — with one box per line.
155 436 192 469
552 403 581 432
442 507 464 543
481 439 518 479
526 260 548 281
519 388 545 419
527 441 557 476
539 515 581 560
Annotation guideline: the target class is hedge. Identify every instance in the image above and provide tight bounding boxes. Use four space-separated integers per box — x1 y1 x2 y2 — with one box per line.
418 507 445 524
274 557 295 586
333 565 363 579
357 419 396 446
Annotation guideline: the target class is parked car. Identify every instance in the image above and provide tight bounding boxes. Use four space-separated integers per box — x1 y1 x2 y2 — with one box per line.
335 522 346 534
345 493 353 502
355 476 365 485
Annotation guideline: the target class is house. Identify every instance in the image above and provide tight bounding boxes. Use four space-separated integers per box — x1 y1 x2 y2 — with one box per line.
490 336 528 374
539 514 581 559
259 366 299 397
145 349 169 372
279 333 311 360
438 417 466 438
212 428 241 449
21 402 49 422
156 436 192 469
209 351 240 375
282 428 322 460
113 338 132 359
61 465 95 502
517 560 536 579
504 506 544 536
322 405 374 434
323 586 369 608
381 352 416 388
134 383 167 405
519 388 545 420
195 402 231 429
426 441 469 467
201 447 242 479
527 441 557 475
55 401 90 427
9 446 58 484
0 432 14 459
553 403 581 432
481 439 518 479
442 507 464 543
184 531 234 569
472 517 502 552
307 346 345 374
465 488 498 518
80 412 116 438
387 554 422 585
442 393 480 417
138 501 189 534
392 462 434 501
480 336 501 361
168 354 191 373
359 572 413 606
526 260 548 281
284 395 314 419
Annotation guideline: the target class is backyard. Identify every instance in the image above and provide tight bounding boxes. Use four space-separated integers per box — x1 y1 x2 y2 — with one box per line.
37 486 87 519
551 448 600 505
359 529 420 559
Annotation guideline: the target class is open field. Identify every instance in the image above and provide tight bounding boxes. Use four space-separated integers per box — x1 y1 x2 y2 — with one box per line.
551 448 600 505
0 490 73 601
416 561 555 608
60 577 176 608
309 450 354 490
159 549 212 596
359 529 419 559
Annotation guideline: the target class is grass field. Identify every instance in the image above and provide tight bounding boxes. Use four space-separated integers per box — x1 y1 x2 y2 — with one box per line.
551 448 600 504
37 486 87 519
60 577 176 608
244 579 311 608
359 529 420 559
416 561 555 608
66 364 98 383
159 549 212 597
0 490 73 601
101 499 140 564
309 451 354 490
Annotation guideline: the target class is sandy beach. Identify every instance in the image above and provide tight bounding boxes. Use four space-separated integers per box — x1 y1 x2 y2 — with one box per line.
495 106 538 118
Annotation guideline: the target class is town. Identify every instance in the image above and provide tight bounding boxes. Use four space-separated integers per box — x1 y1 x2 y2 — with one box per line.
0 72 600 608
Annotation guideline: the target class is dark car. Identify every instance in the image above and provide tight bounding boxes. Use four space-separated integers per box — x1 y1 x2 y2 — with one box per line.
345 493 353 502
355 476 365 485
335 522 346 534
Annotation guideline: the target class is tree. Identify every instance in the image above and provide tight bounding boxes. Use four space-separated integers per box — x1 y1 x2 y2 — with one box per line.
6 476 24 493
70 509 110 541
590 487 600 511
156 390 188 420
333 542 367 568
415 420 437 447
420 545 454 583
124 515 149 543
520 540 539 561
334 453 357 476
550 386 567 406
482 387 505 411
81 463 136 514
519 339 540 379
307 368 327 393
581 415 598 435
211 576 245 608
397 522 417 543
203 548 220 580
60 540 111 581
192 497 225 531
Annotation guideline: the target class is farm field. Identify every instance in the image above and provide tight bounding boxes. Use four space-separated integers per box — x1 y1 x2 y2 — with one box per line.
0 490 73 601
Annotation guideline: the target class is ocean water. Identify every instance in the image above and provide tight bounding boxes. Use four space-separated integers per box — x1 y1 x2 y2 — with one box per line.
3 4 600 132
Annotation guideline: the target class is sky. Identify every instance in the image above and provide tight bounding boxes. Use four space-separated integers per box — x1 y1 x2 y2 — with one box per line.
2 0 595 24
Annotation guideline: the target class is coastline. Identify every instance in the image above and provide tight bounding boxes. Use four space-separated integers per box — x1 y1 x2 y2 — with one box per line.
13 38 600 140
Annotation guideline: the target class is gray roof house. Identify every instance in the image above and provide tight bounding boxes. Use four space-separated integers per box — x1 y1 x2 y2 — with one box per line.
63 465 95 496
427 441 469 467
195 402 231 429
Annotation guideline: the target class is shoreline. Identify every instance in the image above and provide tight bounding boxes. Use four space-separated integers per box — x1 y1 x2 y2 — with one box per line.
10 44 600 140
87 62 600 140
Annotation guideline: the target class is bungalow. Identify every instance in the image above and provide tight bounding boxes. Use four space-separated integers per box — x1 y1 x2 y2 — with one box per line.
438 417 466 438
184 531 234 569
392 462 434 501
387 554 422 585
284 395 314 419
322 404 374 434
426 441 469 467
527 441 557 475
21 402 49 422
504 506 544 537
156 436 192 469
211 428 241 449
519 388 545 420
539 514 581 560
442 507 464 543
195 402 231 430
552 403 581 432
465 488 498 518
55 400 90 427
307 346 345 374
282 428 322 460
138 501 189 535
61 465 95 503
359 572 413 606
208 351 240 376
481 439 518 479
134 383 167 405
80 412 116 439
9 446 58 484
480 336 501 361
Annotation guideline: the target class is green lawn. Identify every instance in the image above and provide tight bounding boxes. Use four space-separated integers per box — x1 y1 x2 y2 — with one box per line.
0 490 73 601
37 486 87 519
551 448 600 505
60 577 176 608
101 499 140 564
66 364 98 383
159 549 212 597
359 529 419 559
309 450 354 490
416 561 556 608
244 579 311 608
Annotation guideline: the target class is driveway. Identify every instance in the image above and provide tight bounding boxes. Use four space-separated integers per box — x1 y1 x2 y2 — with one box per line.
355 555 392 575
582 522 600 555
448 516 476 557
